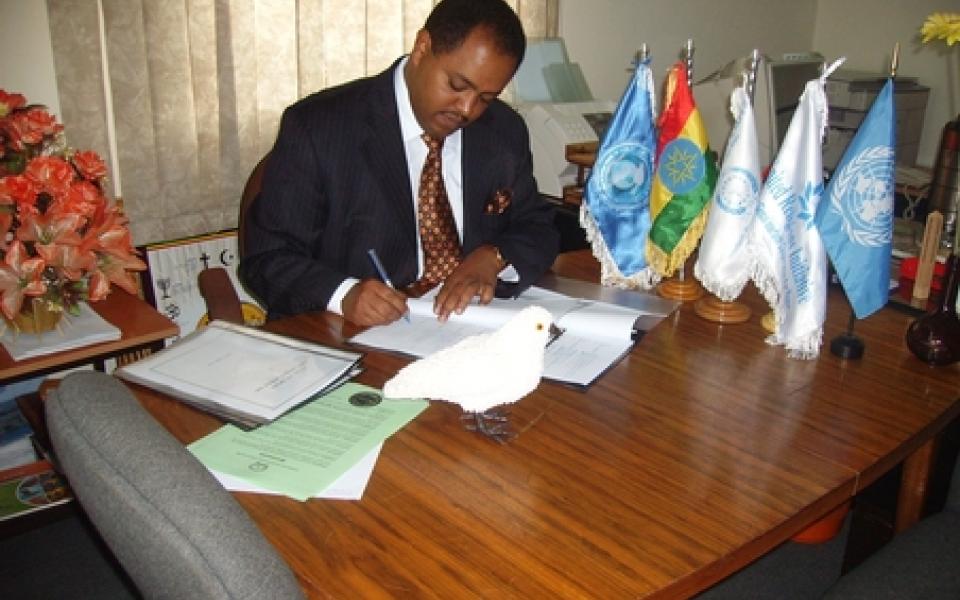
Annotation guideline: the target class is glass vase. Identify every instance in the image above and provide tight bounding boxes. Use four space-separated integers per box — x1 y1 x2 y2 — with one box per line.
905 254 960 365
7 298 63 334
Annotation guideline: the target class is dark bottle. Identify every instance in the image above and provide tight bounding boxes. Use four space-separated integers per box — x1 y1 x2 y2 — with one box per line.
906 254 960 365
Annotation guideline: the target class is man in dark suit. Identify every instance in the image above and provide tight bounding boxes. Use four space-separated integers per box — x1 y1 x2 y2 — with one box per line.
241 0 558 326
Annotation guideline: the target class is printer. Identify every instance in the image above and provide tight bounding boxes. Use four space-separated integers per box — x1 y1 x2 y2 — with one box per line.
509 38 615 198
823 69 929 170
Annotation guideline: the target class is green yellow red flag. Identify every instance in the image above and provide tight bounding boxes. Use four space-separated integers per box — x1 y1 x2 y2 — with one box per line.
646 62 718 276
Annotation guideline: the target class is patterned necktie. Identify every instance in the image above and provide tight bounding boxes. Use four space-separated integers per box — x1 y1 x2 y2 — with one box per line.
417 134 461 285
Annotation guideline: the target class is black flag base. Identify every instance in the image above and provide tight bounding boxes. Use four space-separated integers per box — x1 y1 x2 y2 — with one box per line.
830 310 865 359
830 332 865 359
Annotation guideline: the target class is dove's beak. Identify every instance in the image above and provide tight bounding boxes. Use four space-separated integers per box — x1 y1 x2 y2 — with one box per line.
547 323 564 348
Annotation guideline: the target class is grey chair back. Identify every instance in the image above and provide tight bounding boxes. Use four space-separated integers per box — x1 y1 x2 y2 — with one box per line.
45 372 305 600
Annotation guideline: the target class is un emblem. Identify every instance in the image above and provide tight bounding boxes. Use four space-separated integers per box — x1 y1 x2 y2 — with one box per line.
829 146 894 247
715 167 759 216
595 142 653 209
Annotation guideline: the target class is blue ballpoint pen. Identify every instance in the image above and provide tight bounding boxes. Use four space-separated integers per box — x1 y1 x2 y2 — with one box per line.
367 248 410 322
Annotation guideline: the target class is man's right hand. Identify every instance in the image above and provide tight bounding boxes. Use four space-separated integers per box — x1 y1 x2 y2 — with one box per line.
341 279 409 326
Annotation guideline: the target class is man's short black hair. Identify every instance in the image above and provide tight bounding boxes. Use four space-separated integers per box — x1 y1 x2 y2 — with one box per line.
424 0 526 65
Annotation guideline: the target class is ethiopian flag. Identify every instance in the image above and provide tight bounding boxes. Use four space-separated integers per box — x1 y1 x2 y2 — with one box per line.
646 62 718 277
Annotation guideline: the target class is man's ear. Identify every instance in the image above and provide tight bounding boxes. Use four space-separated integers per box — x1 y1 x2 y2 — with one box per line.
410 29 431 65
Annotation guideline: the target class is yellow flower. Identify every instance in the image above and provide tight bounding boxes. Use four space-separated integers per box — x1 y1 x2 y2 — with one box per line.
921 12 960 46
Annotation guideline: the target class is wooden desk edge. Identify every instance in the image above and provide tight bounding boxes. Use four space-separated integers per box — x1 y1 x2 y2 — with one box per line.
0 290 178 381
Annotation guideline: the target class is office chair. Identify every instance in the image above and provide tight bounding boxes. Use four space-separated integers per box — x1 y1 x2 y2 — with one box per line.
196 153 269 325
821 454 960 599
45 371 305 599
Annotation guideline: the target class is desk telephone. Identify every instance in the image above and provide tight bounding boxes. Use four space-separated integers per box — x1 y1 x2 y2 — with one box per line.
516 101 615 198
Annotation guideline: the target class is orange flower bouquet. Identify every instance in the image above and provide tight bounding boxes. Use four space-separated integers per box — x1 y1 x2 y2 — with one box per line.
0 89 145 333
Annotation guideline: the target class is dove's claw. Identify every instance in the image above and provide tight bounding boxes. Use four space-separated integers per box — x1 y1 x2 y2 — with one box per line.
462 410 515 444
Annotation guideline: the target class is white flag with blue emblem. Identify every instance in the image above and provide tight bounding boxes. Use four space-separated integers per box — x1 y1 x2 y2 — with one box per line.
695 81 760 300
816 79 895 319
750 59 843 359
580 58 659 288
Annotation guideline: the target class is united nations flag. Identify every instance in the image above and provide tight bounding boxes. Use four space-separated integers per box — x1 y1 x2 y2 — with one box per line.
580 57 659 288
816 78 895 320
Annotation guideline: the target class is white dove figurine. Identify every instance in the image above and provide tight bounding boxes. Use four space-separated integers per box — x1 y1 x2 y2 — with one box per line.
382 305 555 441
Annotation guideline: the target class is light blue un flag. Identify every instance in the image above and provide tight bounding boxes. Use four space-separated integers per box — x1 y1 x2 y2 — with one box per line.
816 79 895 319
580 58 658 288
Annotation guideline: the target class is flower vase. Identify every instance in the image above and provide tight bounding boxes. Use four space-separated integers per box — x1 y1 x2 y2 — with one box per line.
8 298 63 334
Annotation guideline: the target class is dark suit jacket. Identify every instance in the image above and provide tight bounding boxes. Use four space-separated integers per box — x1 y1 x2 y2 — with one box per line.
241 59 559 318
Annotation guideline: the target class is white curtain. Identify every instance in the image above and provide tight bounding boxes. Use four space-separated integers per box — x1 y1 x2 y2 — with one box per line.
47 0 558 245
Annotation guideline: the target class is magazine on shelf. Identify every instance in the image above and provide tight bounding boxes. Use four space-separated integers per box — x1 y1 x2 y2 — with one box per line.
117 321 363 428
0 460 73 522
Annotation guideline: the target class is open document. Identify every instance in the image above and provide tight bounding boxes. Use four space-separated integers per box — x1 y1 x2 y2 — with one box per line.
117 321 362 427
349 285 677 386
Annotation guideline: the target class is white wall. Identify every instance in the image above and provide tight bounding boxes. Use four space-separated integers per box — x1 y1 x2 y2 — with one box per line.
813 0 959 167
560 0 956 167
0 0 60 118
560 0 818 102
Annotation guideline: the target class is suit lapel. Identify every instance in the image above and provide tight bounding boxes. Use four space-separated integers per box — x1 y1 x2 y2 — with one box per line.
461 117 498 251
359 63 418 268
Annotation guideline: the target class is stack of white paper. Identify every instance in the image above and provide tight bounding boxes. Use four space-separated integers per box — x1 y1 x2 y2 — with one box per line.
209 443 381 501
118 321 363 428
1 303 121 361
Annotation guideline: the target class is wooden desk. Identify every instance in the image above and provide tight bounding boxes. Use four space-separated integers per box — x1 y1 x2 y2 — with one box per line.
130 250 960 598
0 290 178 384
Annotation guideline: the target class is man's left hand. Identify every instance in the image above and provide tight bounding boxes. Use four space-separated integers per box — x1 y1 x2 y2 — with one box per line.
433 245 502 321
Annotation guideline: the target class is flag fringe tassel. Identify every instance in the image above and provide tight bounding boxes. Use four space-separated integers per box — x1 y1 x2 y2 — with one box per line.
579 204 660 289
646 210 708 278
692 263 750 302
784 330 823 360
754 262 823 360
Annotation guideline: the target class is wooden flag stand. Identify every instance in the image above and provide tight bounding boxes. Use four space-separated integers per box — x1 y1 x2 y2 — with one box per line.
658 268 705 301
694 294 751 323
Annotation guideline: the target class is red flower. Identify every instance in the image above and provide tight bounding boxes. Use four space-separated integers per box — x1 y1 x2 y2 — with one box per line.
16 210 84 247
54 180 105 219
0 240 47 320
24 156 76 197
0 90 26 118
0 210 11 250
5 109 60 147
0 175 40 212
72 150 108 181
81 210 146 300
0 89 145 314
14 108 62 145
36 242 96 282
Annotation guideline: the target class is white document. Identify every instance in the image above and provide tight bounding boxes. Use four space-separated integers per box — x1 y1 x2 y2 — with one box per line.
118 321 362 426
1 303 121 361
209 443 381 501
350 286 654 386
